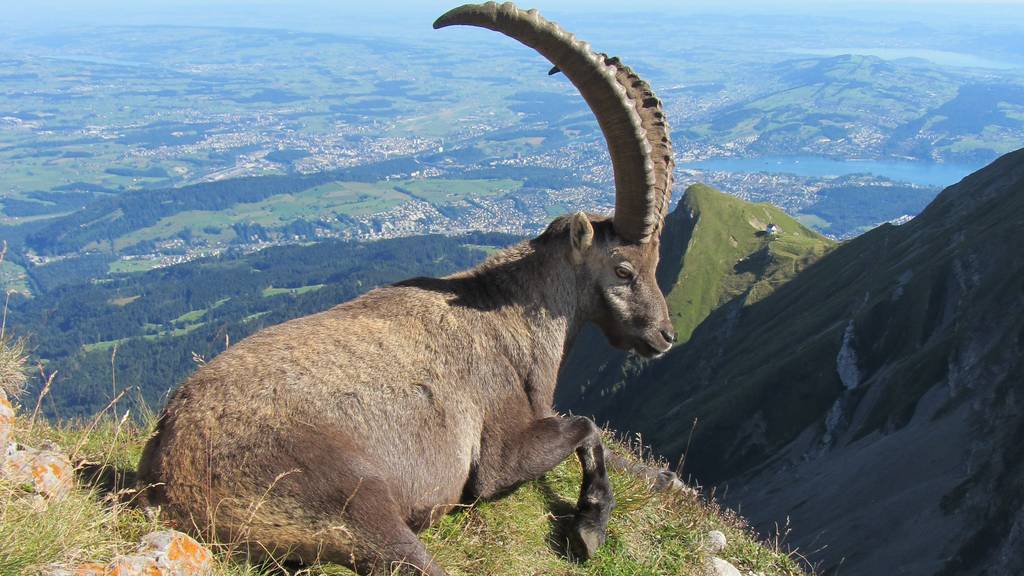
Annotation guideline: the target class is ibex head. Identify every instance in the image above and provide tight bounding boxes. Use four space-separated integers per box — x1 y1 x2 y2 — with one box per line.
436 2 677 357
566 212 675 357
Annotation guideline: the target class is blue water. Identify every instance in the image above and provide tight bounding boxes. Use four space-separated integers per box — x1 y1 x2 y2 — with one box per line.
683 156 986 188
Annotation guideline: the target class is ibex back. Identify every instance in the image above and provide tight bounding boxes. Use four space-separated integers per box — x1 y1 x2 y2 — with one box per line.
137 3 678 574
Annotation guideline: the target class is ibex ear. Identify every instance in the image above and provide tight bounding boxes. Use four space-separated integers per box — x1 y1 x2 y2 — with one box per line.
569 211 594 264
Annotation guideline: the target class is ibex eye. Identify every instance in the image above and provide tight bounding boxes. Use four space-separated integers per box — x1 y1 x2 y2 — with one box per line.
615 266 634 280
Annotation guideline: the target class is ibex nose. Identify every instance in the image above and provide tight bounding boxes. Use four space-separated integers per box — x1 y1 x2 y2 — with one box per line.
660 328 677 345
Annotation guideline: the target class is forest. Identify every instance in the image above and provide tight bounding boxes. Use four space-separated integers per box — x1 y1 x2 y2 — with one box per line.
8 231 520 418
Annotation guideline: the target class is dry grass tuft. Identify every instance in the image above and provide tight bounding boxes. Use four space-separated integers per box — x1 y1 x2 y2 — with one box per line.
0 240 28 400
0 337 27 399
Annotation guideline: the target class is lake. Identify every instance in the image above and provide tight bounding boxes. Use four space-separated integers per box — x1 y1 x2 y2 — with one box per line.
682 156 987 188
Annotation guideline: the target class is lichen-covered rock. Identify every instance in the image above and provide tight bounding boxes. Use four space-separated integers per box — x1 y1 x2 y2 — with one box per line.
2 445 74 500
41 563 109 576
706 529 728 554
42 530 213 576
107 554 162 576
43 556 166 576
137 530 213 575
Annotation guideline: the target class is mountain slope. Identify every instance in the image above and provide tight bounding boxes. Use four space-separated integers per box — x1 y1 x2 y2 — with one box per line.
660 183 833 344
691 54 1024 163
558 149 1024 575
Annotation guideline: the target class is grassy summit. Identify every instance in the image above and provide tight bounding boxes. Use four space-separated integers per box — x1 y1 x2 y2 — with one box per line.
2 410 805 575
660 183 834 344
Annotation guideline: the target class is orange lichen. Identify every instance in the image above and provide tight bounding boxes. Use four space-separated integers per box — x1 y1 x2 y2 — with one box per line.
45 530 213 576
49 461 66 479
165 533 212 568
106 556 161 576
32 462 48 483
71 563 110 576
139 530 213 575
4 447 74 500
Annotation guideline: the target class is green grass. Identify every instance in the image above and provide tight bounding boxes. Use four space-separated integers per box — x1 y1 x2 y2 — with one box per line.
460 243 503 256
109 258 164 274
242 311 271 323
261 284 325 298
663 184 834 343
171 297 230 325
399 178 521 203
82 293 230 352
172 308 207 324
110 180 410 251
82 322 207 353
107 177 522 252
2 410 807 576
0 260 32 297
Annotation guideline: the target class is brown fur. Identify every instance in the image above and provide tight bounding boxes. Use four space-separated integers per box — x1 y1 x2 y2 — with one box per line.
137 213 675 574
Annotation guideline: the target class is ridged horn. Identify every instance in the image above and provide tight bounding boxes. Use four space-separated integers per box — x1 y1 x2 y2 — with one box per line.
434 2 673 243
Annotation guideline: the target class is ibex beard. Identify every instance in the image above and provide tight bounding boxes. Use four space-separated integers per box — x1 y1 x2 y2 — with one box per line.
137 3 678 575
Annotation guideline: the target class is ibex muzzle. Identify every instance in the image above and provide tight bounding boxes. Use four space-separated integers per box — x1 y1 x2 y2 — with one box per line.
137 3 677 574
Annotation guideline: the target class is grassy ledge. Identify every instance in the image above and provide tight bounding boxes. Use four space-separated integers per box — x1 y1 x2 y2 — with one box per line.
3 412 806 576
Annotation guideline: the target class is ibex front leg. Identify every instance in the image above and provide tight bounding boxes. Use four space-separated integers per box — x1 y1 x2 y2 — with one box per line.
470 415 615 560
570 418 615 560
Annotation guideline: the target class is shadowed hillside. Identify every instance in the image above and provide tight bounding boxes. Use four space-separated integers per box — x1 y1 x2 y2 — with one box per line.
558 149 1024 575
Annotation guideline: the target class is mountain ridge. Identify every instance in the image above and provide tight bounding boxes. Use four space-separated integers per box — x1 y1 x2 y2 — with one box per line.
558 148 1024 575
661 183 833 344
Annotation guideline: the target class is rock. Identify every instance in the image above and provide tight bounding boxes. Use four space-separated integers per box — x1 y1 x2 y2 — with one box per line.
137 530 214 575
41 563 109 576
706 556 743 576
109 555 164 576
2 445 74 500
42 530 213 576
706 529 728 554
0 388 14 458
0 394 75 505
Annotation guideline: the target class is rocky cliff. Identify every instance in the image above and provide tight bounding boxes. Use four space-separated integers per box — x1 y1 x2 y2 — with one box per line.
558 149 1024 575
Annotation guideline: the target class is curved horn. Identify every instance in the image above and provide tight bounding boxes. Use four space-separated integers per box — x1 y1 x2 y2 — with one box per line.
434 2 673 243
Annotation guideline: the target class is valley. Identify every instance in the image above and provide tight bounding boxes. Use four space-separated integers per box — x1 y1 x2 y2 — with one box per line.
1 5 1023 574
2 12 1023 290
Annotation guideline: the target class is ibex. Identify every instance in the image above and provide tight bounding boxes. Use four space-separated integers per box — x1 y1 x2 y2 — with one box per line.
137 3 677 574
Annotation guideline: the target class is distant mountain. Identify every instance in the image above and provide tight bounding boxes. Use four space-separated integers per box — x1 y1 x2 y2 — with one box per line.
692 54 1023 163
557 149 1024 575
659 184 834 344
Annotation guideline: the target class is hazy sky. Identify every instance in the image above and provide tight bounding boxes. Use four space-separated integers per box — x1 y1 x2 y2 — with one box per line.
3 0 1023 34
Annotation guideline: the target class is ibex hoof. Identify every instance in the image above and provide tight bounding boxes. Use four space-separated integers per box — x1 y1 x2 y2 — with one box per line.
569 517 607 561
